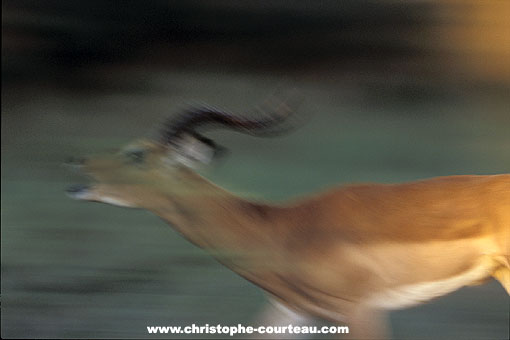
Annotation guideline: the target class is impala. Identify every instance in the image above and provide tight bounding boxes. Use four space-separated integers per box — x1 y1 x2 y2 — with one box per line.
66 99 509 339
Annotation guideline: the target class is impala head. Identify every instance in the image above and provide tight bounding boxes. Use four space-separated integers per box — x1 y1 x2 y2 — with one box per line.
66 95 297 208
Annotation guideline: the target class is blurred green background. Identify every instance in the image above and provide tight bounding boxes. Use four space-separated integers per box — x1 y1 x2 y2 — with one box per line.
2 1 509 339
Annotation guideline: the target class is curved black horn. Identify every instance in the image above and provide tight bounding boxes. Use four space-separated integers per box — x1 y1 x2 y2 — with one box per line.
161 92 299 145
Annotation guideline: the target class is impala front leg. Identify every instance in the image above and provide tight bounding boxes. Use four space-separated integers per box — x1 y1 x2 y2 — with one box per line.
343 306 389 340
250 298 315 339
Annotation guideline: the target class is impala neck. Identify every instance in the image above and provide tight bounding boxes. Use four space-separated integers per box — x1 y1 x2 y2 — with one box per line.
144 170 285 260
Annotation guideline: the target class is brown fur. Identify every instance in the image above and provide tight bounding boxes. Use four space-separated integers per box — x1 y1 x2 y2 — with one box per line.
74 141 510 338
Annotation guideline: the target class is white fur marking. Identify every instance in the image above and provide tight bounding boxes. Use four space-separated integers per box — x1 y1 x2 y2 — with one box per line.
368 262 492 309
99 196 135 208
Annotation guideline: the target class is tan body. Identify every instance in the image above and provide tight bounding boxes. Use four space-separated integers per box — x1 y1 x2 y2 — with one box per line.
69 135 510 338
148 174 510 323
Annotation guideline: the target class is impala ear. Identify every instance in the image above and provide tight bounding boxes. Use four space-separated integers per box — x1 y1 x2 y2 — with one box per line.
172 133 226 168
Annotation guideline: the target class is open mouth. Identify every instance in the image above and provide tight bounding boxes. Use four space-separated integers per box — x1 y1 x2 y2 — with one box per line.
64 157 93 200
66 184 92 200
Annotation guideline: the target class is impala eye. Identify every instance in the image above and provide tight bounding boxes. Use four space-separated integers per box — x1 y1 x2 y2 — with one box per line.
125 149 145 163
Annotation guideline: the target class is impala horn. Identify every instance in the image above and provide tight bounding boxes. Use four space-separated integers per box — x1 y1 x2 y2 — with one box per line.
159 90 302 165
161 90 301 146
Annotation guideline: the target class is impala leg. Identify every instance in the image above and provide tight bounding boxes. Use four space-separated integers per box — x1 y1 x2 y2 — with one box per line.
249 298 315 339
492 265 510 294
491 255 510 294
343 306 389 340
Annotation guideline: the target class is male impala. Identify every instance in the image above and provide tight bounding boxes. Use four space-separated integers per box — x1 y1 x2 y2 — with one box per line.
67 99 509 339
